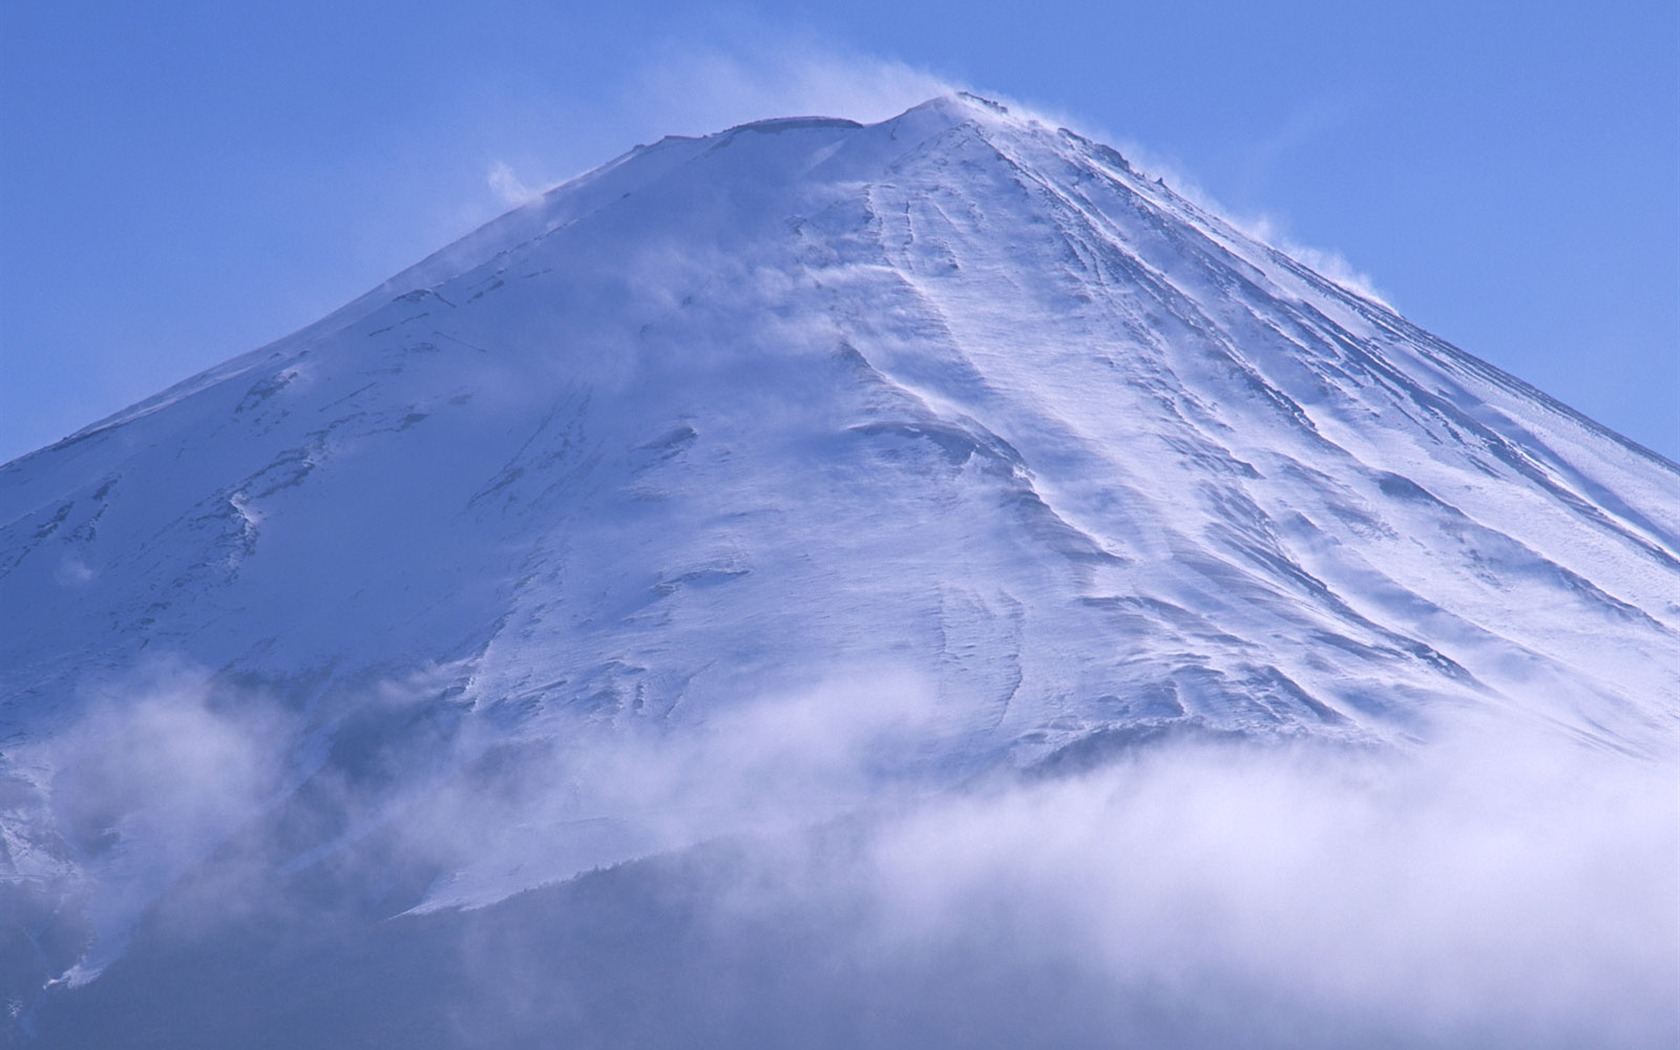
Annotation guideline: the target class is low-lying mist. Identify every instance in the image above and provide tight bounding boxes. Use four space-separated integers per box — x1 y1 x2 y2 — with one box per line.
19 660 1679 1049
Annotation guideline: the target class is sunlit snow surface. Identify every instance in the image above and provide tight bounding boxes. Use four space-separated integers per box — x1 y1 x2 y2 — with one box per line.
2 95 1676 1046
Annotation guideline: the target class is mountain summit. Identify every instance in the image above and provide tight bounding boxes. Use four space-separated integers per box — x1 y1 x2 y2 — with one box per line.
3 94 1677 1043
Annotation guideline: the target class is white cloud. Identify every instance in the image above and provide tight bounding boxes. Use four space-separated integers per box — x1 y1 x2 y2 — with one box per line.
406 697 1678 1046
20 646 1676 1045
695 723 1679 1047
858 733 1674 1040
487 160 540 207
53 557 97 586
401 668 949 910
351 644 1680 1043
29 660 299 984
1236 212 1394 306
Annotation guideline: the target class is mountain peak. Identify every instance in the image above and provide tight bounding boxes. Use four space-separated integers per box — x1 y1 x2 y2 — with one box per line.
877 90 1035 142
3 95 1678 1009
904 89 1015 120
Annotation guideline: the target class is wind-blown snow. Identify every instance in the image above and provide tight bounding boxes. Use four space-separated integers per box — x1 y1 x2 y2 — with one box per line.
1 93 1676 1046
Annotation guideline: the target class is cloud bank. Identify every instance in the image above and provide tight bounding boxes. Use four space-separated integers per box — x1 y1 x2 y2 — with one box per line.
25 660 298 985
415 704 1680 1048
20 656 1678 1047
833 731 1676 1047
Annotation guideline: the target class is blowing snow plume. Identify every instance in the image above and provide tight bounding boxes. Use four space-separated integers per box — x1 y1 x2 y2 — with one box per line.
3 93 1678 1046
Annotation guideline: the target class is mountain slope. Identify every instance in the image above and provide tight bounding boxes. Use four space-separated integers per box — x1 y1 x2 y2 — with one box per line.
2 94 1677 1006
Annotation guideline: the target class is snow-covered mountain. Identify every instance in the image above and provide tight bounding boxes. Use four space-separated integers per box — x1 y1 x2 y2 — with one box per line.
3 93 1677 1046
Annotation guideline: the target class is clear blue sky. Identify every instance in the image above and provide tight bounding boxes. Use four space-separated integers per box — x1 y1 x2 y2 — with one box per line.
3 1 1675 463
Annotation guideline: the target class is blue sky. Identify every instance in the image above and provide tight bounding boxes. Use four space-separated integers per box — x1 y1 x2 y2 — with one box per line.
2 1 1675 463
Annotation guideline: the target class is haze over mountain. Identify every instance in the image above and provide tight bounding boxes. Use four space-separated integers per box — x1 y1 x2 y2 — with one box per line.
2 94 1675 1047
